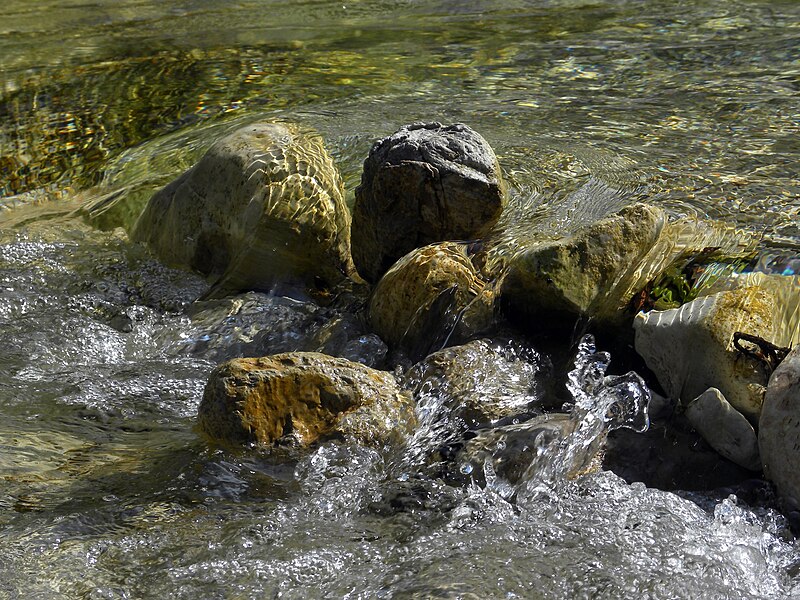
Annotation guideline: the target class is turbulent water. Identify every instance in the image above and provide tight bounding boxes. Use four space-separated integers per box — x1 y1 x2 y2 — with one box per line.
2 0 800 598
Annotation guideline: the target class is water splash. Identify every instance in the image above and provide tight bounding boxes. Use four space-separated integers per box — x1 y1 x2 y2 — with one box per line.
515 334 651 502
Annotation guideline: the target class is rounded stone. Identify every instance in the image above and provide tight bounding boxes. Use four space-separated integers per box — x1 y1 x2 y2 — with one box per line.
501 203 666 326
351 122 506 283
132 121 357 298
197 352 415 448
367 242 494 360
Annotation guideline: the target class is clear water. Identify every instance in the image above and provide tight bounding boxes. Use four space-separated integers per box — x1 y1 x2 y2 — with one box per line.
2 1 800 598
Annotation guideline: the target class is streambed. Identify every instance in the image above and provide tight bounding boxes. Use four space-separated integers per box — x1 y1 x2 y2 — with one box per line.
2 1 800 597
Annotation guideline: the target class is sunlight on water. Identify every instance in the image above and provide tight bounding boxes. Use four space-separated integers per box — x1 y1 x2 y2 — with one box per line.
2 0 800 597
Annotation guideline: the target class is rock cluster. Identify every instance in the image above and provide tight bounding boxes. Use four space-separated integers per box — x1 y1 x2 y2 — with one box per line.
134 120 799 518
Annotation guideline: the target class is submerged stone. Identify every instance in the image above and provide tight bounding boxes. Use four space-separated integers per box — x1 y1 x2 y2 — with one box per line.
368 242 495 360
759 346 800 514
351 122 506 283
132 121 357 298
404 339 550 431
448 413 604 490
197 352 415 448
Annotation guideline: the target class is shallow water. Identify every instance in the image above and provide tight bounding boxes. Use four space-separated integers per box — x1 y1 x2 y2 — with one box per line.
2 1 800 598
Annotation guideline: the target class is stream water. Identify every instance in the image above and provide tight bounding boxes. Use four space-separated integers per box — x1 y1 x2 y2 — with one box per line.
2 1 800 598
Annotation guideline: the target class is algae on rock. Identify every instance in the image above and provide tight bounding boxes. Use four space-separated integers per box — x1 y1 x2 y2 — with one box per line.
368 242 495 360
198 352 415 448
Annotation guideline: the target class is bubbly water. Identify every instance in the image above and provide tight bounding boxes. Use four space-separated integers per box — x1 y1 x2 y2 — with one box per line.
3 0 800 597
0 218 798 598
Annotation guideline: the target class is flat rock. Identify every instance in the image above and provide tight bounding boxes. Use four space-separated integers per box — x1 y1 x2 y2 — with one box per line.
197 352 415 448
132 122 357 298
685 387 761 471
352 122 506 283
759 346 800 512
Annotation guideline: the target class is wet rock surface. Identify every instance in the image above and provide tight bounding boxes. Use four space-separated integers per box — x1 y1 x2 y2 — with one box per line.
132 121 357 298
685 387 761 472
634 286 779 422
197 352 415 448
351 122 506 283
404 339 550 431
447 414 603 490
759 346 800 513
498 202 758 332
501 203 666 327
368 242 494 360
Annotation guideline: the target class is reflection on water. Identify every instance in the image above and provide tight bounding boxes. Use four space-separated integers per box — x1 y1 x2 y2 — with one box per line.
2 0 798 239
2 0 800 597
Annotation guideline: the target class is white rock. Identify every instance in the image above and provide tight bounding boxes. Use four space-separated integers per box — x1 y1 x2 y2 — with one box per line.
685 387 761 471
634 284 792 422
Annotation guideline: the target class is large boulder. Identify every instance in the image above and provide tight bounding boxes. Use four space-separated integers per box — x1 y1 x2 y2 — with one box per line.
132 122 357 298
634 277 799 422
197 352 415 448
368 242 494 360
759 346 800 513
499 202 758 329
351 122 506 283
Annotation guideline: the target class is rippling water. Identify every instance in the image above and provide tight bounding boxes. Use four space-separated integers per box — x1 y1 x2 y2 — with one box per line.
2 1 800 597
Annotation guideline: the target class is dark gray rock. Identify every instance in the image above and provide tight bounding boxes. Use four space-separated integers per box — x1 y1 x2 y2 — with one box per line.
351 122 506 283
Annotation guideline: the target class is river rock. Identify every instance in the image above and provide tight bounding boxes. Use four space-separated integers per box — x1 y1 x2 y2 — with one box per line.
501 203 666 328
351 122 506 283
684 387 761 471
499 202 759 330
307 313 389 368
132 122 357 298
759 346 800 513
634 283 794 422
404 338 550 430
197 352 415 448
368 242 495 360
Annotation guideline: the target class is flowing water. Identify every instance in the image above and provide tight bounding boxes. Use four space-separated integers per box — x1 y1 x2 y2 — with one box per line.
2 1 800 597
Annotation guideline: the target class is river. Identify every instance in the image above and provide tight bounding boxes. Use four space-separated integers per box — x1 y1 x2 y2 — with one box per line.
1 1 799 597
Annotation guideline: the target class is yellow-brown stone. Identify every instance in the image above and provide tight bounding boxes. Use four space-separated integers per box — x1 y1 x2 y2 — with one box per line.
198 352 415 448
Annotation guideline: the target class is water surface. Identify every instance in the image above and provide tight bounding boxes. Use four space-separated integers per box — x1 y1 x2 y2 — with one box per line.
1 1 800 597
